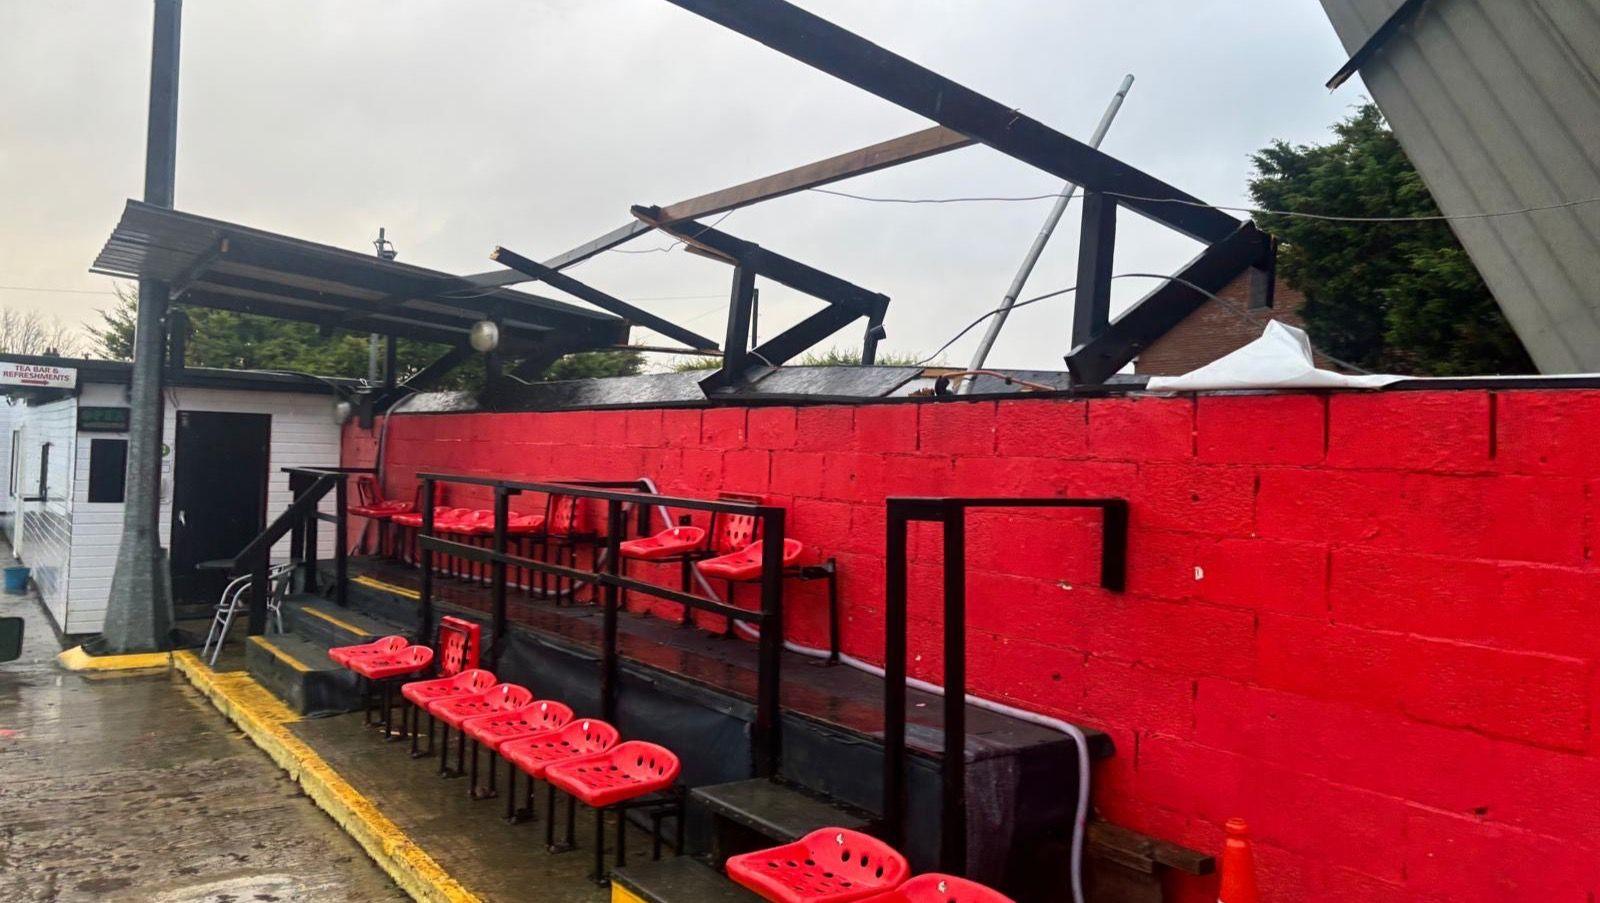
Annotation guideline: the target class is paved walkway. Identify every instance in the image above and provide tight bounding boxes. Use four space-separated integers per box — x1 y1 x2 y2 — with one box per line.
0 556 403 902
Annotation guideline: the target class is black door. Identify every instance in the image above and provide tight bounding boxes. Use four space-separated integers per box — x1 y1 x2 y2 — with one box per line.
170 411 271 604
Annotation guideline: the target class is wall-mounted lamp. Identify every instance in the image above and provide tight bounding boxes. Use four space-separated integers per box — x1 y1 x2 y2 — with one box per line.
469 320 501 354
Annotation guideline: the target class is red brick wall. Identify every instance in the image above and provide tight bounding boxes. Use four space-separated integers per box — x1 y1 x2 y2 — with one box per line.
1134 272 1326 376
346 390 1600 901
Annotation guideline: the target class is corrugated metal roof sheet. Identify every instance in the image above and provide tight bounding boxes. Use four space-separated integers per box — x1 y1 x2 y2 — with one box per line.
91 201 628 353
1319 0 1600 373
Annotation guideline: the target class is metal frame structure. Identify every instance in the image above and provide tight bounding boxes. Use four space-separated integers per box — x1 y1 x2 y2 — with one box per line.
649 0 1278 385
882 496 1128 873
412 474 789 779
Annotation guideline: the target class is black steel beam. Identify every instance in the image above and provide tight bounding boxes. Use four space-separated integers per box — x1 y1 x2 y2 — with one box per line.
1327 0 1430 90
397 344 475 393
656 0 1241 244
179 288 478 348
1072 191 1117 348
1065 222 1274 385
720 266 757 381
490 246 717 350
637 209 888 318
460 222 654 291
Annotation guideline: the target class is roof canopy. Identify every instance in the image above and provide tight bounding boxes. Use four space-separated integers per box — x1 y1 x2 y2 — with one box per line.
90 201 629 355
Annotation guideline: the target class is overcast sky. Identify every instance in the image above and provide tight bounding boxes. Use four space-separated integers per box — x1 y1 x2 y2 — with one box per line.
0 1 1364 371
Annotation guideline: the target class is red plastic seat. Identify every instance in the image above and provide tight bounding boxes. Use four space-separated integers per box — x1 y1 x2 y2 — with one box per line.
438 509 494 535
545 740 680 808
391 506 473 530
858 874 1015 903
431 682 532 729
349 475 415 519
501 718 621 778
725 827 910 903
400 668 496 709
462 699 574 751
697 538 805 582
620 526 707 561
329 635 407 667
349 645 434 680
505 512 547 535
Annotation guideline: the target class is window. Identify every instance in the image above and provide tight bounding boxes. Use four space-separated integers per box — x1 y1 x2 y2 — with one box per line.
88 439 128 503
30 442 50 502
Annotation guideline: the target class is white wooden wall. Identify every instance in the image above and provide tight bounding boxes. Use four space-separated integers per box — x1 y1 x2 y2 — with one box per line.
62 384 343 635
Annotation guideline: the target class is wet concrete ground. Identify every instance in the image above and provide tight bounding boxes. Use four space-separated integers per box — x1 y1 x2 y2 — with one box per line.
295 709 657 902
0 567 404 902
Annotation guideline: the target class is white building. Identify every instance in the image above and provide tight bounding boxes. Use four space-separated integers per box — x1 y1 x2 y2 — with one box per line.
2 355 347 637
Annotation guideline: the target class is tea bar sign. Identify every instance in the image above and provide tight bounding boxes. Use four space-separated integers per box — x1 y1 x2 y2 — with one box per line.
0 362 77 390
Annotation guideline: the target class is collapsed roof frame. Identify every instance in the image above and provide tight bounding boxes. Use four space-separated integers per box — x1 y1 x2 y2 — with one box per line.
467 0 1280 387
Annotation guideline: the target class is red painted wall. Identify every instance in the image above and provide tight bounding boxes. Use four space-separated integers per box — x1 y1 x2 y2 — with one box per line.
346 390 1600 901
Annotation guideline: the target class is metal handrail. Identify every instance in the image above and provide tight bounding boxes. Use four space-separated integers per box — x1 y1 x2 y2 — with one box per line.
882 496 1128 873
233 467 374 634
412 472 788 778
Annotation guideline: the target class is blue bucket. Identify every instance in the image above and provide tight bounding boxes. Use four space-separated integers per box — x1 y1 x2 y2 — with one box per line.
3 566 29 595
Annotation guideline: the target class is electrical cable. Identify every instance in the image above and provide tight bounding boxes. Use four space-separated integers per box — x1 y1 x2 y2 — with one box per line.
916 273 1376 375
610 209 738 255
809 185 1600 223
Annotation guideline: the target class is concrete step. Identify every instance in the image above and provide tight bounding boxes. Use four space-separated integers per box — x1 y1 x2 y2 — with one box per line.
281 595 406 650
245 633 364 716
692 778 875 867
610 857 761 903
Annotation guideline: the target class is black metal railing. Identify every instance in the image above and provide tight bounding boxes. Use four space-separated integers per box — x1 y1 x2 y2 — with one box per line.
413 473 789 778
881 496 1128 873
233 466 374 634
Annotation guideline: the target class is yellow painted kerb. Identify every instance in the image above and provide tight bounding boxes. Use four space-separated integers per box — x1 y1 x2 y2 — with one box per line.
354 575 421 600
173 651 479 903
57 645 171 672
611 886 648 903
301 606 371 637
248 636 313 673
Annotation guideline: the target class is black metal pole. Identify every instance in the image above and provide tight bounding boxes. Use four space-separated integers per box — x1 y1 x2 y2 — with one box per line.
418 478 436 644
304 497 320 594
882 503 909 848
334 475 349 607
940 505 968 874
754 507 785 778
100 0 182 653
490 488 511 669
1071 191 1117 349
600 500 625 725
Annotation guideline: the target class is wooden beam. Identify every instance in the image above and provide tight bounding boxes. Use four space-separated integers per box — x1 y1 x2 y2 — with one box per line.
459 126 973 290
653 125 974 224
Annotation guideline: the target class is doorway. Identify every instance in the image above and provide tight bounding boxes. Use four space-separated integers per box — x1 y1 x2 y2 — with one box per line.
170 411 271 605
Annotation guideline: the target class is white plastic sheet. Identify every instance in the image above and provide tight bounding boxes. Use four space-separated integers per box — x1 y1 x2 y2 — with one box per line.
1145 321 1403 392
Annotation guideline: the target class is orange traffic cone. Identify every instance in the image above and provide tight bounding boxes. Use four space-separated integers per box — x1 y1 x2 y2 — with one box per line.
1218 818 1260 903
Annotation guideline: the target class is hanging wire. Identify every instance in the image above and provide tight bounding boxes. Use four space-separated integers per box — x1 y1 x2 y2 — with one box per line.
809 186 1600 223
917 272 1376 375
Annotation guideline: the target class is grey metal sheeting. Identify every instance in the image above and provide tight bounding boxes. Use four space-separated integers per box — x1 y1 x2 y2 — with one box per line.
1319 0 1600 373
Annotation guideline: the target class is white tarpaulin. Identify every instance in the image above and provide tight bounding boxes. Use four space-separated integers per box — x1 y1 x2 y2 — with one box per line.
1145 321 1402 392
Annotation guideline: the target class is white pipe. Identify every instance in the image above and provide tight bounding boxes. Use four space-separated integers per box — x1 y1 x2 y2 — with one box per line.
960 75 1134 394
635 479 1092 903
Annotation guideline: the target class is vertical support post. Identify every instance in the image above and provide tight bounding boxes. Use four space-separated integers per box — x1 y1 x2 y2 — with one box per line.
881 502 910 849
940 504 968 874
753 506 785 778
101 0 183 653
721 266 757 380
490 487 511 669
1100 500 1128 592
334 475 348 607
418 478 436 644
287 473 306 568
384 335 398 389
861 309 885 366
247 558 269 636
1071 191 1117 349
600 500 625 725
303 490 320 595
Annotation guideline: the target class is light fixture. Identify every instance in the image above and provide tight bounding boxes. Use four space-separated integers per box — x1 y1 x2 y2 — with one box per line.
469 319 501 353
332 400 354 424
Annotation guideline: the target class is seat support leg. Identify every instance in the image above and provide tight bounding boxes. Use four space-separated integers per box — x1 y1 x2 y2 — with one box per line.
592 807 607 885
